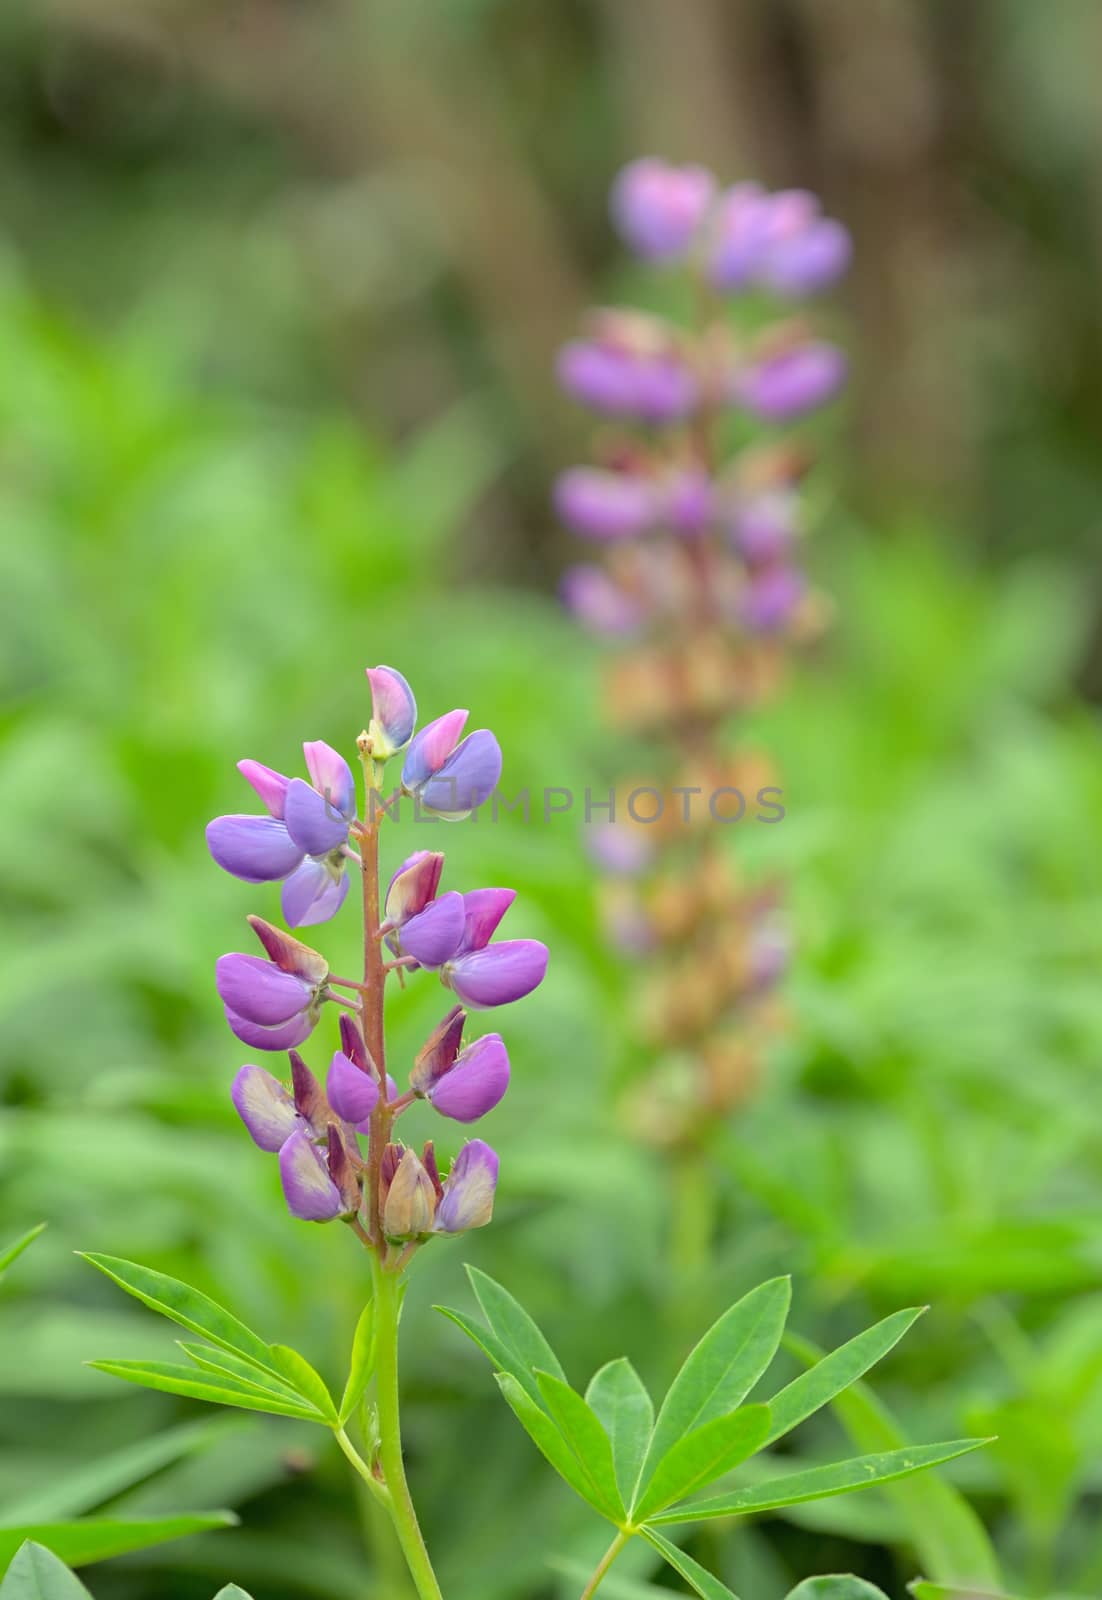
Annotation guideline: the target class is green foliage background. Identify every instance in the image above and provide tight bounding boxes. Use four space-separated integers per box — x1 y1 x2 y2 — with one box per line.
1 3 1101 1598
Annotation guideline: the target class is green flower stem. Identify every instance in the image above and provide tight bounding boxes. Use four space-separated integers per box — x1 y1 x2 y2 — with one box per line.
579 1530 630 1599
372 1258 445 1600
333 1425 392 1512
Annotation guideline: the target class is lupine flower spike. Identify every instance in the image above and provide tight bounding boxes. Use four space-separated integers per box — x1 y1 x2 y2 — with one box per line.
555 158 848 1146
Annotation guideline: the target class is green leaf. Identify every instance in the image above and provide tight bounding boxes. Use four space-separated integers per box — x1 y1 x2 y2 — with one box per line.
533 1372 624 1520
585 1359 654 1506
266 1345 337 1422
86 1360 326 1422
435 1303 544 1407
1 1418 242 1523
647 1438 992 1524
79 1256 277 1378
548 1558 682 1600
0 1517 236 1573
639 1278 790 1491
785 1330 1002 1590
0 1226 46 1283
465 1268 566 1383
633 1404 771 1521
0 1542 92 1599
211 1589 256 1599
177 1345 319 1411
639 1528 743 1600
493 1374 616 1519
339 1300 376 1425
765 1308 925 1445
785 1581 892 1600
907 1583 1013 1600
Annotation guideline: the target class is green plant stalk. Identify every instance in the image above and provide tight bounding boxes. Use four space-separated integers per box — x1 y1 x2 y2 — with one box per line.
578 1529 630 1599
371 1257 444 1600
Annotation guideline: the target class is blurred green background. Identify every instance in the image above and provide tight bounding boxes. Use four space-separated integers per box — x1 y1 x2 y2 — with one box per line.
1 2 1101 1598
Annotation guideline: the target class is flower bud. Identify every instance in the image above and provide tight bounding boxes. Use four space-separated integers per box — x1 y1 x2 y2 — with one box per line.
326 1124 363 1217
339 1012 375 1074
279 1129 343 1222
433 1140 499 1233
289 1049 327 1129
231 1064 299 1151
385 851 445 925
365 665 417 759
732 342 848 422
246 917 329 985
382 1148 437 1240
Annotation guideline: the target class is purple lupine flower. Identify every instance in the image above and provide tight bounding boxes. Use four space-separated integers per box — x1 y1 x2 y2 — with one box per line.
556 341 699 423
366 665 417 760
662 468 716 537
409 1005 466 1093
401 712 502 820
216 917 329 1050
731 341 848 422
231 1064 300 1151
279 1129 343 1222
737 565 807 633
560 564 646 636
382 1148 437 1239
416 1033 510 1124
382 850 466 964
707 181 773 291
440 889 549 1009
611 159 716 260
553 468 657 541
753 190 851 298
433 1140 499 1233
385 851 445 923
731 488 799 564
207 741 356 928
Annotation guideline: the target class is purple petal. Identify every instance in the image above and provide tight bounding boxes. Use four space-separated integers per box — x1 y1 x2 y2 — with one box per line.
417 730 502 818
553 468 657 541
216 954 311 1025
402 709 470 789
237 760 291 819
737 566 806 633
429 1035 510 1124
433 1139 499 1233
385 851 445 924
284 778 351 856
445 940 549 1008
366 665 417 757
223 1005 316 1052
231 1064 300 1151
611 159 716 260
327 1049 380 1124
732 343 848 423
279 1129 343 1222
457 888 515 954
632 355 699 424
410 1006 466 1094
663 469 716 537
400 892 466 968
282 858 350 928
206 815 303 884
707 182 772 290
302 741 357 819
560 565 646 637
556 341 637 414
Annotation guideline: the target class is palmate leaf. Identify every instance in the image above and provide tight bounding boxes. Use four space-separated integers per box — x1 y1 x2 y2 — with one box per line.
907 1585 1014 1600
86 1361 326 1422
785 1330 1002 1590
80 1254 336 1422
646 1438 991 1525
632 1405 771 1521
639 1529 743 1600
0 1226 46 1284
212 1589 257 1599
585 1359 654 1505
636 1278 790 1494
0 1517 237 1573
466 1268 565 1382
435 1302 545 1408
0 1542 92 1599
